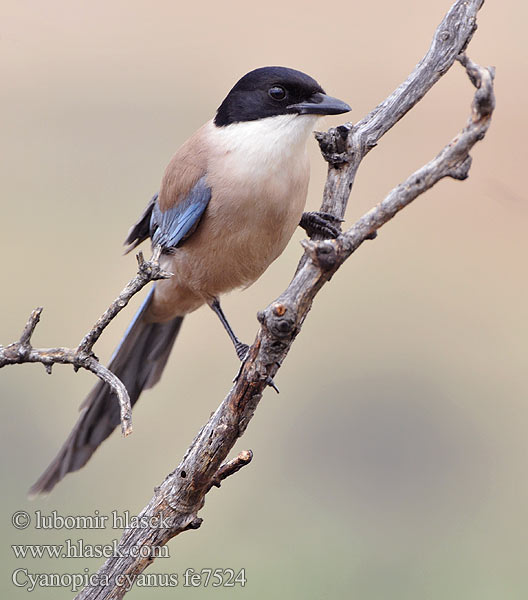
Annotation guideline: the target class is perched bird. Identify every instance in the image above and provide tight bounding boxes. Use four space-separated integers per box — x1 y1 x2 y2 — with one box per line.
30 66 350 495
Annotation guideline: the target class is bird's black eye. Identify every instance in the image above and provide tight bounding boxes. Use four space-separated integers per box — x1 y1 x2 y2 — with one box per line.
268 85 287 101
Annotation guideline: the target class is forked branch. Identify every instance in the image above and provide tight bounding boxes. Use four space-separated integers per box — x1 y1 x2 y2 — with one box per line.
72 3 493 597
0 250 171 436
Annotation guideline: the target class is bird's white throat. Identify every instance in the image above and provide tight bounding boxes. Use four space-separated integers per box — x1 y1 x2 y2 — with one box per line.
208 114 319 179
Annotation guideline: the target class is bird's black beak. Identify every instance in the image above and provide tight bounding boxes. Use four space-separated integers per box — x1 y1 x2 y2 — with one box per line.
287 92 351 116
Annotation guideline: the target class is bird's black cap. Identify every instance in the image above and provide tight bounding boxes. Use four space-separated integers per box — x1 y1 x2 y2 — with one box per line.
215 66 350 127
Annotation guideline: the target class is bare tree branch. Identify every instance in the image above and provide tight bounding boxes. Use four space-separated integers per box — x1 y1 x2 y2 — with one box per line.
209 450 254 491
0 250 171 436
315 0 485 220
70 3 493 597
341 54 495 254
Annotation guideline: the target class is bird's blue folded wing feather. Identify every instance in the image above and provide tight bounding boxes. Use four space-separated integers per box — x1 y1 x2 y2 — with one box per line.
150 176 211 250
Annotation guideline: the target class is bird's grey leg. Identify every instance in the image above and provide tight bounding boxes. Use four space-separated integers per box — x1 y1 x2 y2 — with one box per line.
210 298 249 361
210 298 280 393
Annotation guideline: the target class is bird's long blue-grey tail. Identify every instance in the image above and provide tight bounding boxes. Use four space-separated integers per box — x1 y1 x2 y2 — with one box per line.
29 288 183 496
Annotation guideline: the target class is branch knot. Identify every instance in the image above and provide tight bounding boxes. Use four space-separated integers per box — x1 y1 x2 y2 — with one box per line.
314 125 351 167
301 239 339 272
266 302 296 339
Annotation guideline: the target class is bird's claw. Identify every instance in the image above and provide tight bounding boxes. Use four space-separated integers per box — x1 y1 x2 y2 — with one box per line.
266 376 280 394
234 341 250 362
300 211 343 239
232 346 280 393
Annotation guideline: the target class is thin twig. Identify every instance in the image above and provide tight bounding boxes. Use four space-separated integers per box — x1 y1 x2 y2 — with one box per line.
76 246 171 355
209 450 254 490
0 248 170 436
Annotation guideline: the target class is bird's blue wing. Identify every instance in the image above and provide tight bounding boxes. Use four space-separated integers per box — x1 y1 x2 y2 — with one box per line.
150 176 211 250
124 176 211 253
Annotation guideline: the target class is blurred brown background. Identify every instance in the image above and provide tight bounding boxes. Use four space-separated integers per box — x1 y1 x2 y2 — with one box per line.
1 0 526 598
